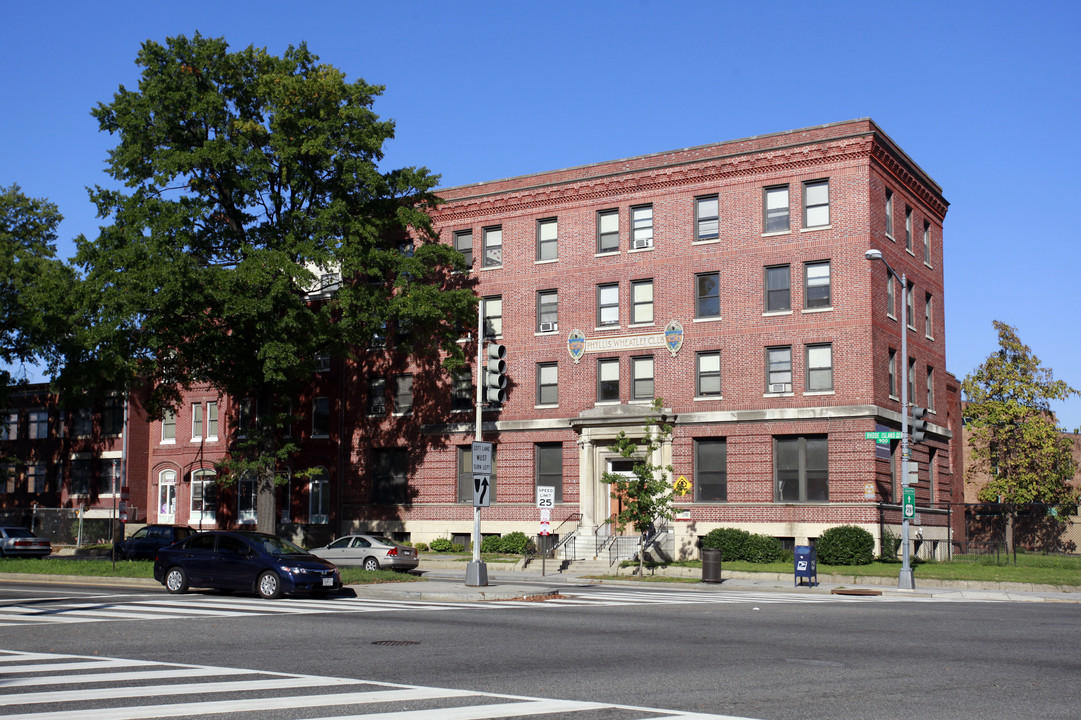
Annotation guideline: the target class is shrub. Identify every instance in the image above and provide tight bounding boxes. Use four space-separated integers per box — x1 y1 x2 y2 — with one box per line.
817 525 875 565
743 533 785 563
498 531 535 555
702 528 751 561
429 537 453 553
878 528 900 560
413 542 429 553
480 535 503 553
450 543 466 553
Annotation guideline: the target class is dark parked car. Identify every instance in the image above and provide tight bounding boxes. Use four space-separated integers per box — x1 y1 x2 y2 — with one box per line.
153 531 341 599
0 527 52 557
310 534 419 572
116 524 195 560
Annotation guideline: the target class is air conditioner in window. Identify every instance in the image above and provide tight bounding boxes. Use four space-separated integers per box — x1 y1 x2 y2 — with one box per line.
769 383 791 394
538 322 556 333
370 401 386 415
632 238 653 250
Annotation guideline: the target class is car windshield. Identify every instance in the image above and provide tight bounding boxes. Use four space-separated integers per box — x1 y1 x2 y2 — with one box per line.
5 529 33 538
256 535 308 556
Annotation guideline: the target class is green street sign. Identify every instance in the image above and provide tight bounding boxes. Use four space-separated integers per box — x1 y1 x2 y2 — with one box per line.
865 431 903 441
903 487 916 519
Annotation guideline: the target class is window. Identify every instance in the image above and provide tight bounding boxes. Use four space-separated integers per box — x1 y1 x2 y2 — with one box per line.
73 407 92 436
906 281 915 329
536 218 558 261
312 397 330 437
457 445 496 503
393 375 413 414
536 443 563 503
99 459 119 495
319 272 340 296
904 206 913 251
372 449 409 505
206 401 218 439
597 284 619 327
238 474 257 524
695 439 727 502
598 358 619 402
483 296 502 338
764 265 790 313
0 410 16 441
766 346 792 393
696 272 720 318
803 179 830 228
191 403 203 440
631 205 653 249
537 290 558 332
923 221 931 264
908 357 916 403
925 293 934 339
454 230 473 268
597 209 619 253
368 377 386 415
28 410 48 440
70 458 91 496
631 356 654 400
885 189 894 238
482 226 502 267
1 464 14 494
191 469 218 522
926 366 935 410
696 351 721 397
103 395 124 435
27 463 46 494
764 185 789 233
452 371 473 412
159 470 177 520
537 363 558 406
804 261 831 309
631 279 654 325
314 354 331 373
161 410 176 442
928 448 937 503
695 195 719 241
888 348 898 398
774 435 829 502
309 467 329 524
886 274 896 318
805 344 833 392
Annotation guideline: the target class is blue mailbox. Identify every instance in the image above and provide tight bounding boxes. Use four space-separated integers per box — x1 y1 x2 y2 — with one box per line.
794 545 817 587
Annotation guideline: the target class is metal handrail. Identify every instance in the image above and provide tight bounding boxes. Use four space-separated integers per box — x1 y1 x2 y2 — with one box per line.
539 513 582 560
608 535 640 567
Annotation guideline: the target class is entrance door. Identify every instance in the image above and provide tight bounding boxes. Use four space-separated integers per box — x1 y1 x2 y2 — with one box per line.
606 459 637 535
158 472 177 524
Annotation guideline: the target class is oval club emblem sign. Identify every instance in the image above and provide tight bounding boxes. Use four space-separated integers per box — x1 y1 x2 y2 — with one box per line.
567 329 586 364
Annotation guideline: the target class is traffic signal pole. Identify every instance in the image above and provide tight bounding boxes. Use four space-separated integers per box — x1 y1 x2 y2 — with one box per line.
467 300 489 587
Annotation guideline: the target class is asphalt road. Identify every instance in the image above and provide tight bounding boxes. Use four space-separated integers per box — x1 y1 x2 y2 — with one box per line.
1 580 1079 720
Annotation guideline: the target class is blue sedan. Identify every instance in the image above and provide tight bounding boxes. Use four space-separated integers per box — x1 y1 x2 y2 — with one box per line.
153 531 341 599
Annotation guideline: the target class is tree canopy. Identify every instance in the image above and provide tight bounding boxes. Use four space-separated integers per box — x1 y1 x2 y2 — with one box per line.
963 321 1078 514
60 34 476 530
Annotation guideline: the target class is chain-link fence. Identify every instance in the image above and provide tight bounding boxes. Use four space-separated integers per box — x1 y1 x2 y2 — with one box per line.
0 507 126 547
948 502 1080 568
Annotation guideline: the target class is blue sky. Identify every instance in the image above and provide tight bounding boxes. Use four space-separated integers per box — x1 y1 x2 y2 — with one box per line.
3 0 1079 430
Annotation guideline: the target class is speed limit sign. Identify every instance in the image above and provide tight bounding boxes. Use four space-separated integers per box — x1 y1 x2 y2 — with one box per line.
536 486 555 508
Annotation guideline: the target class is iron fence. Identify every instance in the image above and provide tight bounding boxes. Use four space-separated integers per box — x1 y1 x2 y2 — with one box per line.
946 502 1080 567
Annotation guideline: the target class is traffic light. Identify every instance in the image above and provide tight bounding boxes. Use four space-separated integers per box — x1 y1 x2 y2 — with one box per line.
910 406 928 443
485 343 507 405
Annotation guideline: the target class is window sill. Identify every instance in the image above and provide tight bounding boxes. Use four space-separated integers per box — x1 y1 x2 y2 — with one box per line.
763 310 793 317
761 230 791 238
628 245 654 253
763 392 794 398
594 401 622 407
693 316 722 323
924 261 934 270
479 265 503 272
628 322 656 329
694 395 723 401
802 306 833 314
886 233 895 242
889 395 899 402
534 404 559 410
160 439 176 445
800 225 832 233
535 258 558 265
925 334 934 341
905 248 916 257
804 390 835 396
594 325 622 332
535 330 559 337
594 250 620 258
887 313 897 321
311 434 330 440
693 238 721 245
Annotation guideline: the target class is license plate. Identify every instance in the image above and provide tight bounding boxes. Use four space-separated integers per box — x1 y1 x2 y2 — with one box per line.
322 577 334 587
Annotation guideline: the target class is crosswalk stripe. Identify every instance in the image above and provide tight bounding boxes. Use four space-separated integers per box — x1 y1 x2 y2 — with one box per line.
313 698 611 720
0 666 262 688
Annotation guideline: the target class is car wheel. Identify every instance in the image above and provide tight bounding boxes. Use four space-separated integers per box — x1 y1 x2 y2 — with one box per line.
257 571 282 599
164 567 189 594
363 557 380 572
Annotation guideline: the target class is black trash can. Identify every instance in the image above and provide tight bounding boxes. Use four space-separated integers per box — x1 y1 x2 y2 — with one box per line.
702 548 722 583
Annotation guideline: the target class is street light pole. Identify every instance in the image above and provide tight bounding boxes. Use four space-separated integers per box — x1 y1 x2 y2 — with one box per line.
866 249 915 590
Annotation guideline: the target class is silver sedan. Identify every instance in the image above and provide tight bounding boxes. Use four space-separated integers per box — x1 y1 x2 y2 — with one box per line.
0 527 52 557
310 535 419 572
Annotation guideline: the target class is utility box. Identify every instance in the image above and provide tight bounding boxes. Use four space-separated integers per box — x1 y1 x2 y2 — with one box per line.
794 545 817 587
701 548 722 583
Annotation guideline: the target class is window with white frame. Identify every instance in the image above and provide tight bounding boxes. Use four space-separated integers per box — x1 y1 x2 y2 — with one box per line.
887 274 896 318
805 344 834 392
906 281 915 329
925 292 934 339
238 474 257 524
631 356 654 401
597 209 619 253
483 295 503 338
765 265 790 313
454 230 473 268
766 346 792 393
537 362 558 406
888 348 898 398
695 195 719 241
905 206 913 251
537 218 558 261
309 467 330 524
191 403 203 440
885 189 894 238
394 375 413 414
191 469 217 523
598 358 619 402
537 290 558 332
631 205 653 249
764 185 790 233
482 226 502 267
923 221 931 264
28 409 48 440
696 351 721 397
161 409 176 443
369 377 386 415
206 401 218 439
631 279 654 325
597 284 619 327
803 179 830 228
696 272 720 318
926 366 935 410
804 261 831 309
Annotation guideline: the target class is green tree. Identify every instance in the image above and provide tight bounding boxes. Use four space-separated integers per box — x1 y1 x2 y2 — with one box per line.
963 321 1079 553
0 184 75 400
601 399 676 577
62 34 476 532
